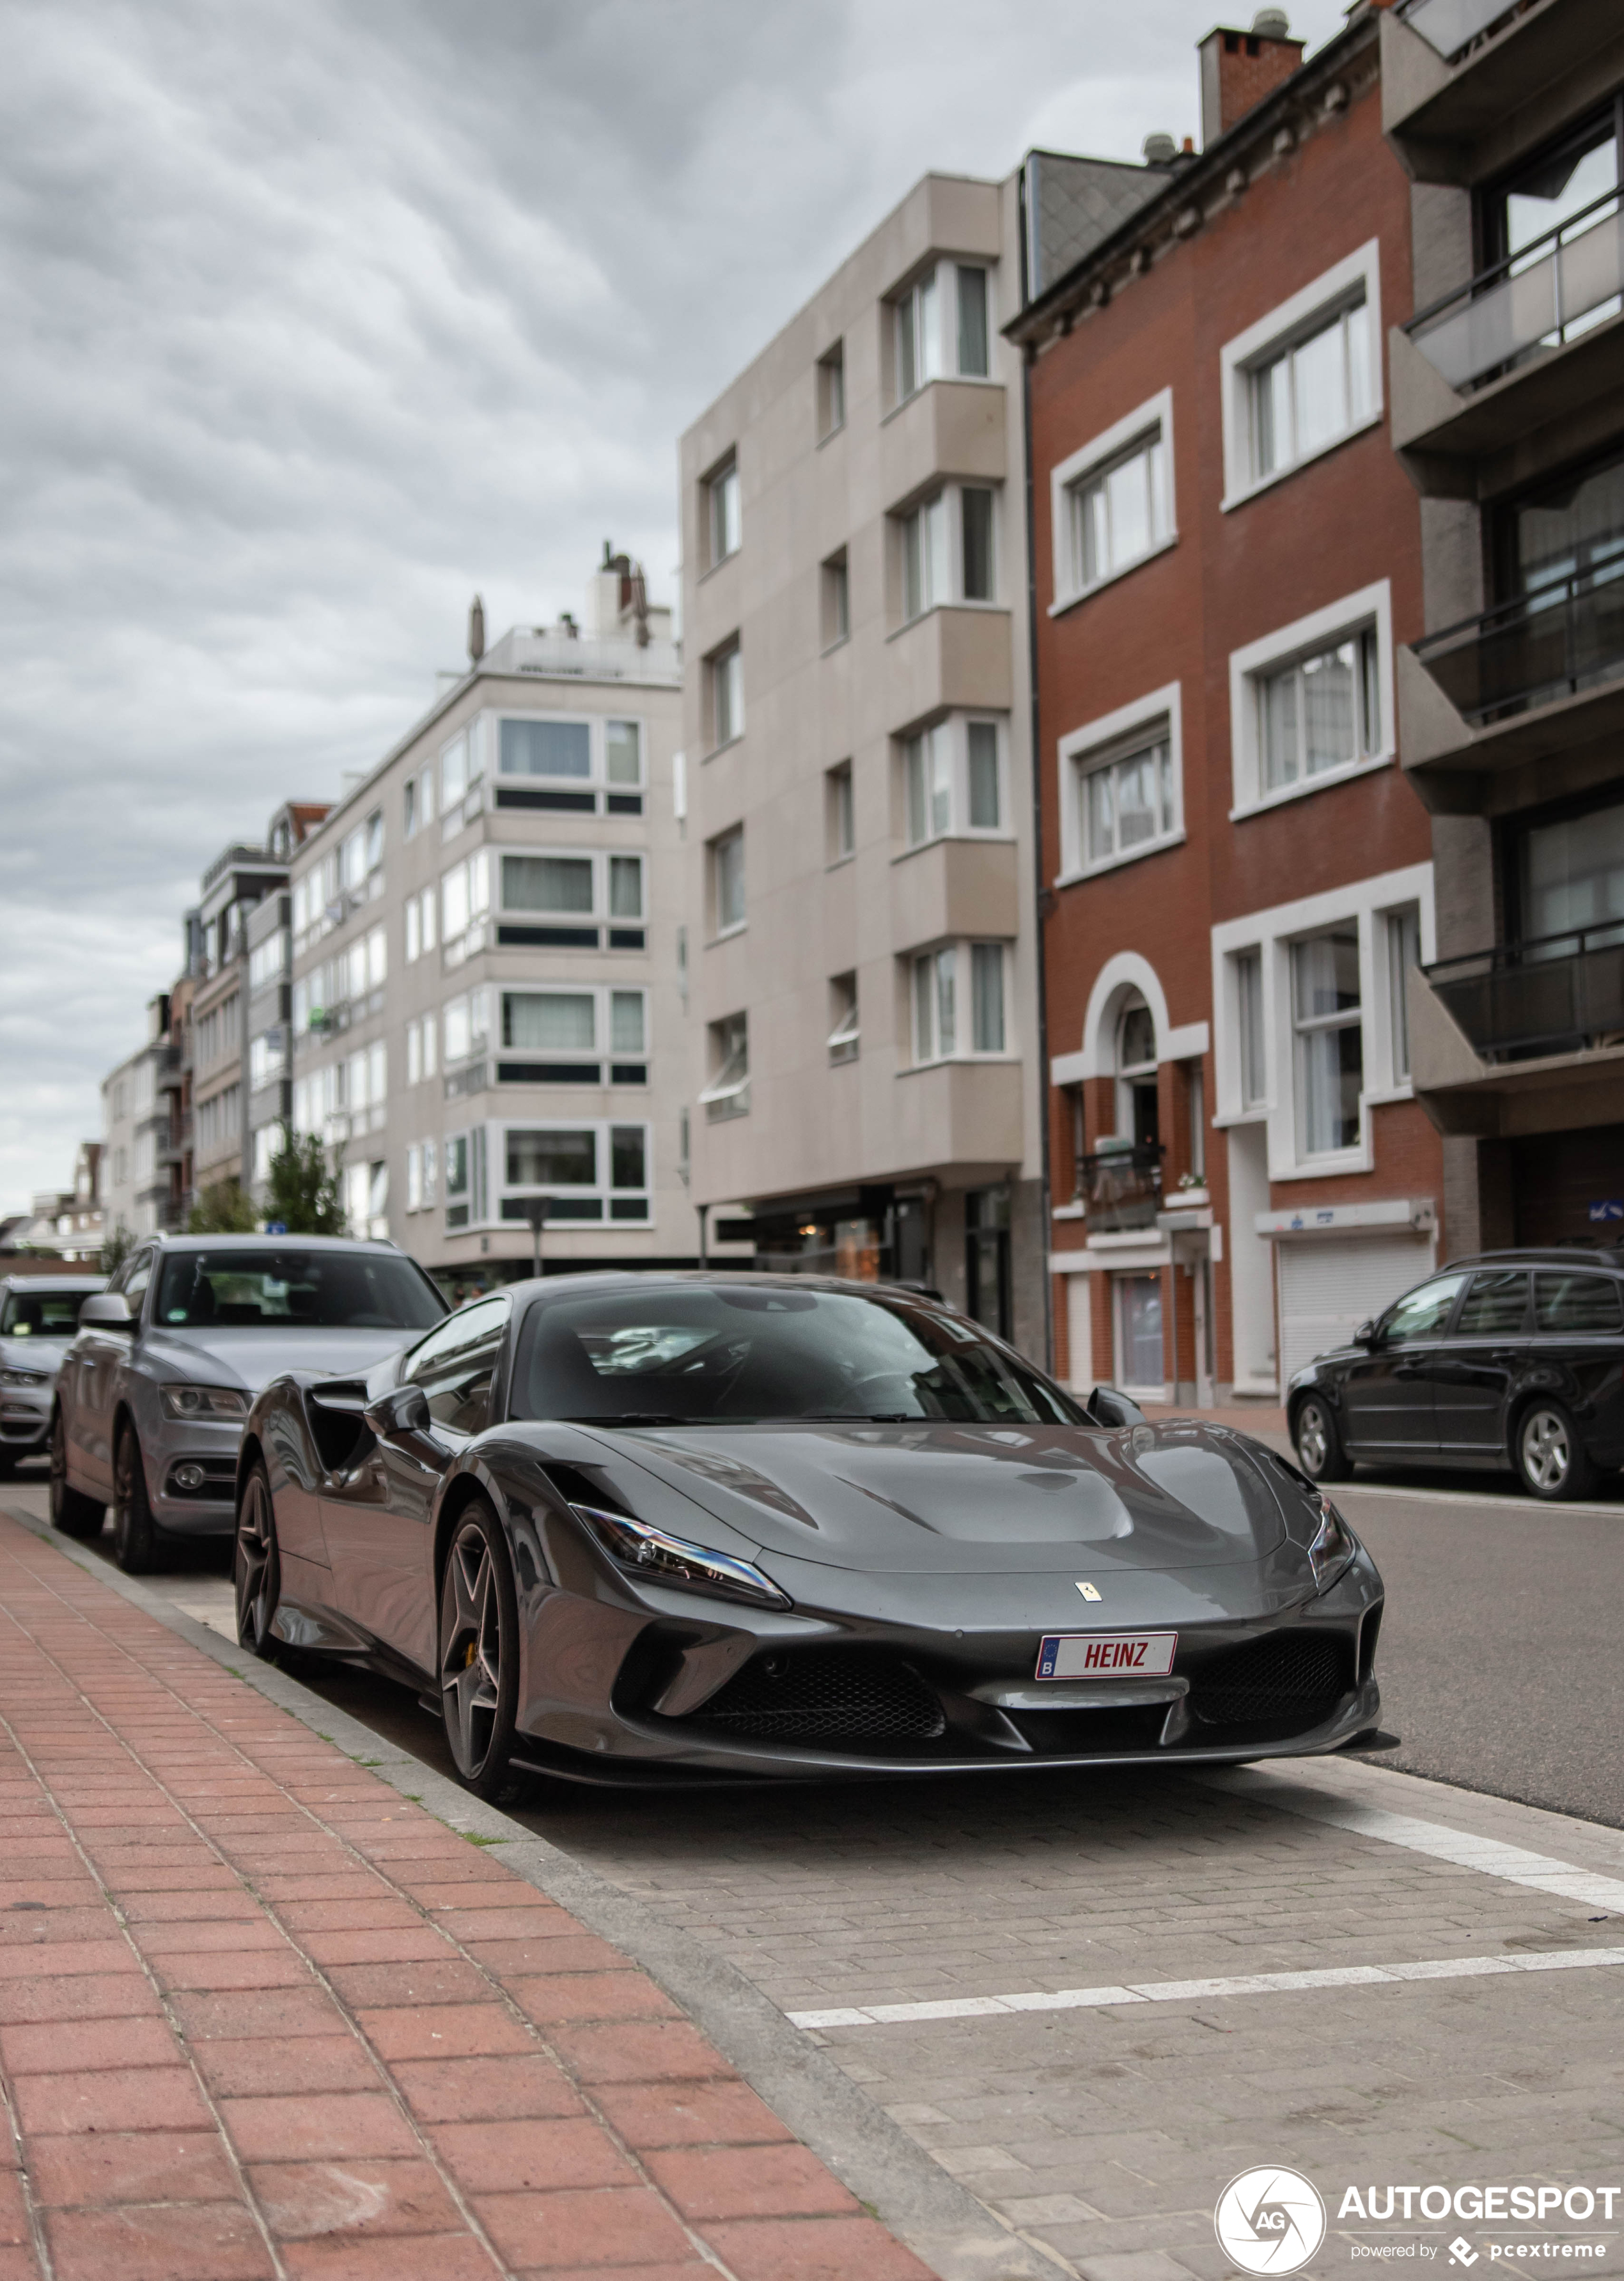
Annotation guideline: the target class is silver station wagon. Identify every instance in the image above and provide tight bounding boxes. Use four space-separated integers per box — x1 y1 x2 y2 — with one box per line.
51 1233 445 1570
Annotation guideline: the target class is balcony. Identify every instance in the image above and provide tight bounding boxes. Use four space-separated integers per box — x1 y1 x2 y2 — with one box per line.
1079 1142 1163 1234
886 604 1011 733
889 837 1019 956
1381 0 1623 183
1391 194 1624 483
1396 565 1624 809
880 379 1006 514
1406 940 1624 1137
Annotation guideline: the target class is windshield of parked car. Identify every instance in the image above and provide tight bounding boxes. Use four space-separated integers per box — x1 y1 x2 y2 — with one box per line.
0 1289 98 1338
155 1251 444 1332
512 1284 1085 1426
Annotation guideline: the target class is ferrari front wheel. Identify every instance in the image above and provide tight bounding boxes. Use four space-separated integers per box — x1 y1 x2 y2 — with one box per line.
439 1501 524 1803
235 1461 282 1658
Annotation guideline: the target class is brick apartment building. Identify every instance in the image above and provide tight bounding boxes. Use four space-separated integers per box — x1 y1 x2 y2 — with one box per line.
1012 5 1446 1403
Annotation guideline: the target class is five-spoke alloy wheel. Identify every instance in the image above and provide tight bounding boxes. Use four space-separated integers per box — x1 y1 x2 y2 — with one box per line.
1293 1394 1352 1484
439 1500 523 1802
112 1422 158 1573
49 1407 105 1539
1516 1402 1597 1502
235 1461 282 1656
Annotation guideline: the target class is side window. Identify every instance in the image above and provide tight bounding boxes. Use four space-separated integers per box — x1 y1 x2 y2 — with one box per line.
403 1293 512 1434
1534 1273 1624 1334
1454 1270 1529 1337
123 1253 156 1318
1380 1273 1467 1346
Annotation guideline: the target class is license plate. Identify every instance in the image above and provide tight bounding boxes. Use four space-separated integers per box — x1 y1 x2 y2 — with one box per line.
1036 1631 1177 1680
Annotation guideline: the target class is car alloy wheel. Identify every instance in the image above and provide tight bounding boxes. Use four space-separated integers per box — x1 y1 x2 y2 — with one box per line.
49 1408 105 1539
1293 1395 1351 1483
235 1464 281 1658
438 1502 524 1802
1517 1403 1597 1502
113 1424 158 1574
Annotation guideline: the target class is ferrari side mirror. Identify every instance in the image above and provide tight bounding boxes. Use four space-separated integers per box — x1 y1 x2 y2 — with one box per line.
364 1383 436 1447
1090 1383 1147 1428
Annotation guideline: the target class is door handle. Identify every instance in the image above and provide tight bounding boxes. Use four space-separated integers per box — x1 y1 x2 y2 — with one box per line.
1394 1362 1423 1378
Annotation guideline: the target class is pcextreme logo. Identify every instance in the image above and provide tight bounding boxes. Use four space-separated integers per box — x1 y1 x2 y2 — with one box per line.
1215 2167 1328 2273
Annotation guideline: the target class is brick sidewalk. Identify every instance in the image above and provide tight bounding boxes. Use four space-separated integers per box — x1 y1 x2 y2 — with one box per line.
0 1509 934 2281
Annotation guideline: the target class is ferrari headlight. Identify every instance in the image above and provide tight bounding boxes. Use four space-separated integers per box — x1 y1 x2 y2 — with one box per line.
159 1384 249 1421
1307 1493 1357 1592
570 1502 792 1611
0 1367 47 1388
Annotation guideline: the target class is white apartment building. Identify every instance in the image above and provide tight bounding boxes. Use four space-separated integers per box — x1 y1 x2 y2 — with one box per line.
680 172 1048 1351
287 561 701 1289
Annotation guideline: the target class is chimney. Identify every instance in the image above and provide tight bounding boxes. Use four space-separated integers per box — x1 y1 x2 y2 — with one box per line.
467 593 485 664
1199 10 1305 147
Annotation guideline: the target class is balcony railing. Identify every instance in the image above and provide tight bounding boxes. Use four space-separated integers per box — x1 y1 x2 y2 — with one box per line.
1426 924 1624 1061
1080 1142 1164 1233
1411 561 1624 726
1406 190 1623 397
1398 0 1525 63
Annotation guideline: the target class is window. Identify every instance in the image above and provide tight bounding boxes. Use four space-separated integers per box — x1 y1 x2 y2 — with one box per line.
827 973 859 1064
248 1029 285 1089
1221 242 1382 506
894 262 992 401
403 777 418 838
1231 583 1393 813
1386 906 1421 1084
971 944 1006 1052
503 993 594 1054
406 1143 423 1211
1260 630 1380 791
911 942 1010 1064
899 486 997 621
1380 1273 1466 1346
1116 1274 1165 1392
405 898 421 963
1292 928 1362 1156
248 932 286 991
1071 430 1171 594
710 642 743 747
701 1013 749 1121
914 947 955 1063
1236 950 1265 1109
365 809 383 873
1534 1271 1624 1334
817 342 845 439
501 853 589 915
443 989 491 1067
605 719 641 786
827 763 854 863
903 717 1006 848
439 726 485 832
710 827 745 935
609 854 643 921
421 1136 437 1206
1456 1270 1529 1337
1079 732 1175 868
500 1121 650 1224
501 719 590 779
406 1021 421 1086
822 550 849 648
707 456 740 565
441 852 491 957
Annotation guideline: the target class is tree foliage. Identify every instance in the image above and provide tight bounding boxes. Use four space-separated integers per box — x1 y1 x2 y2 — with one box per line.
100 1224 137 1277
188 1178 258 1234
265 1130 346 1236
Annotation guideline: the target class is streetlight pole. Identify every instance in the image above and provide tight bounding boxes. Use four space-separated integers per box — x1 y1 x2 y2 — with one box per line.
527 1196 552 1283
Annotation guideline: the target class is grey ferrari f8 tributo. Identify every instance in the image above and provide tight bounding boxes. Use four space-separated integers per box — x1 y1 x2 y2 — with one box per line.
235 1273 1384 1799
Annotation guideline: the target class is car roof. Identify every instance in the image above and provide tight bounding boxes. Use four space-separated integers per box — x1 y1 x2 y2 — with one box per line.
1 1274 106 1291
145 1234 402 1254
507 1268 965 1309
1447 1248 1624 1274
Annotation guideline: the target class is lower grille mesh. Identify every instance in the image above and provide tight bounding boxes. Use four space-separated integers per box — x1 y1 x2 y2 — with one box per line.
690 1655 946 1746
1191 1633 1348 1729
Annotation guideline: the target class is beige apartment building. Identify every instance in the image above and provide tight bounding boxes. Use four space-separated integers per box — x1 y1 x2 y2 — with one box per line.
680 171 1050 1348
288 561 703 1288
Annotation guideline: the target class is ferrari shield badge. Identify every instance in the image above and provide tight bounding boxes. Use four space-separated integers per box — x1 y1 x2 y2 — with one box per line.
1075 1581 1102 1601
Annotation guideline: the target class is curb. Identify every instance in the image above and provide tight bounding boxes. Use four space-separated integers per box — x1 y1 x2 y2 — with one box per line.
1 1503 1069 2281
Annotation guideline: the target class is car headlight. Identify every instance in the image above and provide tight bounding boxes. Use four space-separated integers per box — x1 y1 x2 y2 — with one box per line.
159 1384 249 1421
1306 1492 1358 1592
570 1502 792 1610
0 1367 47 1388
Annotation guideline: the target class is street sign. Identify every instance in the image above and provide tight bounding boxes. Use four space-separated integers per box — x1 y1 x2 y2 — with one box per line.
264 1221 288 1234
1588 1199 1623 1224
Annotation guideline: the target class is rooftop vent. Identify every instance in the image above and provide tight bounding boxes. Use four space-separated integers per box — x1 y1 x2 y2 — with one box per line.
1253 6 1290 33
1143 132 1178 164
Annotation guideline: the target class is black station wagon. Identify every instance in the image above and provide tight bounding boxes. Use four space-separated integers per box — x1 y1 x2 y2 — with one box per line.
1288 1249 1624 1501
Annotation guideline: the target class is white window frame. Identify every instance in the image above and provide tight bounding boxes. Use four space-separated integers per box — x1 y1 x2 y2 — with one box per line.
1056 683 1183 885
709 826 746 938
499 1117 652 1227
708 641 743 751
1229 581 1394 818
827 762 855 867
496 985 648 1068
438 720 487 840
1210 861 1435 1182
705 456 740 567
494 848 644 929
899 714 1010 851
909 939 1015 1068
493 710 646 795
891 260 996 405
701 1013 749 1121
827 972 859 1064
1049 387 1177 617
1219 240 1384 511
896 485 1000 626
439 851 492 965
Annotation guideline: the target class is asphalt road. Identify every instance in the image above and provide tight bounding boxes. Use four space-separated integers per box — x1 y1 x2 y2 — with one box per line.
8 1457 1623 1826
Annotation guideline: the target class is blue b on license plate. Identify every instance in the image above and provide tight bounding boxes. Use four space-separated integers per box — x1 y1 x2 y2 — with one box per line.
1036 1632 1177 1680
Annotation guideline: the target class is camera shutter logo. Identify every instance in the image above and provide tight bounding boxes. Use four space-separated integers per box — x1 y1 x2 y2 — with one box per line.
1215 2167 1327 2274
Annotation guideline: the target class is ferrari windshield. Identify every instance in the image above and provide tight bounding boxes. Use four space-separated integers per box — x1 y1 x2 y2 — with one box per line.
513 1282 1084 1426
155 1250 444 1332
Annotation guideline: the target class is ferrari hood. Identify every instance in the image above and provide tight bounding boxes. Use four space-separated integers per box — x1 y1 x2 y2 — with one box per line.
139 1325 410 1394
599 1419 1291 1575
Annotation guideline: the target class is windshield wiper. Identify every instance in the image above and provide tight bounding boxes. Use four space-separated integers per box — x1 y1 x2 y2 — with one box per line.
793 1413 919 1423
564 1412 705 1427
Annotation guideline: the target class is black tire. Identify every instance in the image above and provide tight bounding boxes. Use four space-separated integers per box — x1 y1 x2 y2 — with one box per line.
112 1421 159 1574
235 1461 282 1658
49 1408 105 1539
1514 1401 1598 1502
438 1500 525 1804
1293 1393 1353 1483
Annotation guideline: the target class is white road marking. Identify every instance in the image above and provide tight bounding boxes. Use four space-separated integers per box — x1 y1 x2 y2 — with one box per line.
1203 1770 1624 1911
1335 1479 1624 1517
786 1945 1624 2029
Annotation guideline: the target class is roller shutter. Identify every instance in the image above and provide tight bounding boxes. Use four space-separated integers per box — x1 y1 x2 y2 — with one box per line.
1276 1233 1433 1385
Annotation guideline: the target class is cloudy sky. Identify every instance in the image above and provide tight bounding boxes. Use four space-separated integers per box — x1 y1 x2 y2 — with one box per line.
0 0 1347 1217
